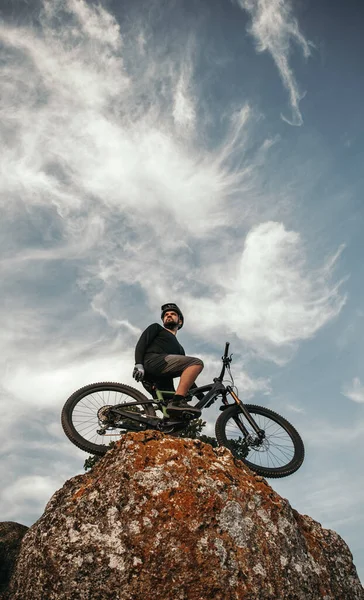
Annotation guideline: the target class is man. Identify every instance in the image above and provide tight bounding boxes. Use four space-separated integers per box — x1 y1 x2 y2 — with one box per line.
133 303 203 417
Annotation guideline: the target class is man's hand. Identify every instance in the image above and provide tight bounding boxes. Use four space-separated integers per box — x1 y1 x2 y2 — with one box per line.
133 364 145 382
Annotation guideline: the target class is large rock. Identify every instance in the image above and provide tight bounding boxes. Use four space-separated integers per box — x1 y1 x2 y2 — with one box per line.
8 431 364 600
0 521 28 598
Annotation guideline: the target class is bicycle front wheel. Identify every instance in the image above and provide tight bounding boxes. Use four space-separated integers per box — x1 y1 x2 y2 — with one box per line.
61 382 156 456
215 404 304 478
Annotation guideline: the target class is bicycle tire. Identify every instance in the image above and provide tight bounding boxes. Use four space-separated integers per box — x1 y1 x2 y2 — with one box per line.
215 404 304 478
61 382 156 456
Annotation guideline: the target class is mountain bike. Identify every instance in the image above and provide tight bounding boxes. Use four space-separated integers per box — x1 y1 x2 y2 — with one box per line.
61 343 305 478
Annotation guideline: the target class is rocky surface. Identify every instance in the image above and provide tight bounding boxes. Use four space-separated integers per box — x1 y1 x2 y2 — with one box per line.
7 431 364 600
0 521 28 598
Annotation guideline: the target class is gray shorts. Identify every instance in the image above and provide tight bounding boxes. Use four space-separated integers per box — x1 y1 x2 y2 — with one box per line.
144 353 203 377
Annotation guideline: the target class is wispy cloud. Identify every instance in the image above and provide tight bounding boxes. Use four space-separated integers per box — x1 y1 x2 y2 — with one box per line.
0 0 345 373
173 71 196 133
0 0 348 531
172 42 197 134
280 469 364 532
0 475 63 521
274 417 364 560
235 0 312 125
342 377 364 404
181 223 346 363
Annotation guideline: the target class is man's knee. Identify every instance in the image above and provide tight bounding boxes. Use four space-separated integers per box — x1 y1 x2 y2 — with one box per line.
194 358 204 370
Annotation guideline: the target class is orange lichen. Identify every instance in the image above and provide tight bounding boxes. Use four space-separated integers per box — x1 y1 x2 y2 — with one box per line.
8 431 364 600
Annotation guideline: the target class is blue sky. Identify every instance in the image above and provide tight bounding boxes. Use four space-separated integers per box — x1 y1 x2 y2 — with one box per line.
1 0 364 583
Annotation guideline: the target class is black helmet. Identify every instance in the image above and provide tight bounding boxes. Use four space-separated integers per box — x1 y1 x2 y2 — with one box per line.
161 303 184 329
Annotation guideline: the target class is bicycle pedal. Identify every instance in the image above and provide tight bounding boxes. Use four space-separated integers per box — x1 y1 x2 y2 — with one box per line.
181 411 197 421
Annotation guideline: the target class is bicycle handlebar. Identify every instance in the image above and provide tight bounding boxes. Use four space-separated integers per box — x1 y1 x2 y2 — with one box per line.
223 342 230 358
217 342 231 381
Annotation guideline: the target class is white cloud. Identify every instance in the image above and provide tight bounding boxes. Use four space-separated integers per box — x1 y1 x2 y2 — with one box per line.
180 222 346 363
235 0 312 125
0 0 360 579
273 415 364 577
285 404 305 414
63 0 122 49
0 472 72 523
302 417 364 448
173 63 196 133
197 354 271 399
3 349 135 409
0 0 345 373
342 378 364 404
277 467 364 537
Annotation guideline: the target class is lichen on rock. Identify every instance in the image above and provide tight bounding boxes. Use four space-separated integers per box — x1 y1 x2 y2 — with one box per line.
6 431 364 600
0 521 28 599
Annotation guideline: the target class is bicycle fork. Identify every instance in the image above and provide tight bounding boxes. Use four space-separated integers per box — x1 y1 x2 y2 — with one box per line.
226 386 265 442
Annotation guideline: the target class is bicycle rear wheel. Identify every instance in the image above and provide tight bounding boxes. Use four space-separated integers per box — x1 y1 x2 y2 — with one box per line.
215 404 304 478
61 382 156 456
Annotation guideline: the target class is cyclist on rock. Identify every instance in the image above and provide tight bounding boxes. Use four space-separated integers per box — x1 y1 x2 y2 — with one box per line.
133 303 203 417
62 314 304 477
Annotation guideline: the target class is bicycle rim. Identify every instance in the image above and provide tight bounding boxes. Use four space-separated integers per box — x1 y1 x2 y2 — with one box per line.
216 404 304 478
61 382 155 455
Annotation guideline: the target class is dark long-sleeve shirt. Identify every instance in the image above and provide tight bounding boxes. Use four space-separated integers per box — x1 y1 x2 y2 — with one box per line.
135 323 185 364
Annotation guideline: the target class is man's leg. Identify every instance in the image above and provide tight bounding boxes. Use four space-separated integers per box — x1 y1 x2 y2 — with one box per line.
145 354 204 417
166 358 204 417
175 363 203 396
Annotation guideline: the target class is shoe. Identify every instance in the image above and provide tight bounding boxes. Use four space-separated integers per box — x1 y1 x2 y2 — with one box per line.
167 395 201 419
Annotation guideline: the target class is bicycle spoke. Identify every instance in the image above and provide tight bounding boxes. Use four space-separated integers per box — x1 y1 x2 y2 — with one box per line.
69 388 148 444
84 395 104 410
77 422 99 435
224 409 296 470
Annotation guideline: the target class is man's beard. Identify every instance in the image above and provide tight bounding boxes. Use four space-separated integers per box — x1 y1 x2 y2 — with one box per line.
164 320 177 330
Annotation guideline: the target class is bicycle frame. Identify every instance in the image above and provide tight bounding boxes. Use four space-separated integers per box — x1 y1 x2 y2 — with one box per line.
106 342 265 440
107 381 223 428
